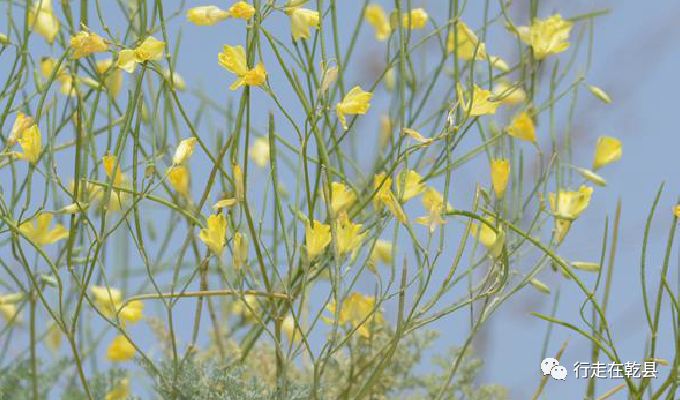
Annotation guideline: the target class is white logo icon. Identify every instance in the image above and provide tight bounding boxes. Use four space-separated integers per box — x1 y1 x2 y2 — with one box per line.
550 365 568 380
541 358 560 375
541 357 567 380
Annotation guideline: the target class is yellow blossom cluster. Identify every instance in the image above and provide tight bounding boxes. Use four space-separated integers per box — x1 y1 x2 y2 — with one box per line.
0 1 640 397
364 5 428 41
117 36 165 73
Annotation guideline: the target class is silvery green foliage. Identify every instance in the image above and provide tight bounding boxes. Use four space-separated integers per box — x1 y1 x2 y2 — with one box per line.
0 359 127 400
0 359 52 400
174 331 509 399
62 368 129 400
424 347 509 400
330 331 508 399
148 358 310 400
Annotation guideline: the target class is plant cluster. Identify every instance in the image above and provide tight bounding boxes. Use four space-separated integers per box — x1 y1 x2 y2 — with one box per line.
0 0 676 399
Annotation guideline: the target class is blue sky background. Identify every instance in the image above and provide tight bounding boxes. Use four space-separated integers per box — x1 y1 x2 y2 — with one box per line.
1 0 679 398
160 1 680 397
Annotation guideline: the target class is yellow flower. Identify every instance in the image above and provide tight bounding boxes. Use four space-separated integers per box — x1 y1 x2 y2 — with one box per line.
70 30 108 59
119 300 144 323
187 6 230 26
592 136 622 171
507 111 536 142
88 166 130 211
218 45 267 90
320 63 339 92
674 205 680 218
167 165 190 197
228 1 256 20
0 293 22 324
106 191 130 212
106 335 135 362
392 8 428 30
134 36 165 61
28 0 59 44
0 304 19 324
69 180 94 200
365 4 390 41
199 214 227 255
369 239 393 266
105 379 129 400
68 181 124 212
447 21 486 60
172 137 197 165
9 112 34 145
250 137 270 167
415 187 450 233
17 124 42 164
548 185 593 243
328 182 356 214
96 59 123 98
287 6 320 41
231 294 259 320
373 173 407 224
117 36 165 73
116 50 137 74
0 293 23 304
457 84 500 117
517 14 572 60
396 169 425 201
494 81 526 105
335 212 365 256
281 314 300 342
102 155 126 186
232 231 249 270
490 159 510 197
90 285 122 316
40 57 62 78
469 219 504 257
218 45 248 76
549 185 593 220
336 86 372 130
305 219 331 260
40 57 64 86
323 292 383 338
421 187 449 214
90 286 144 323
38 57 79 96
19 214 68 247
241 63 267 88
